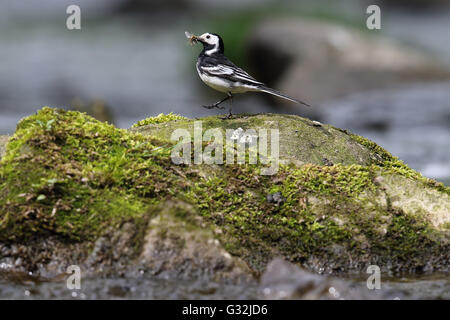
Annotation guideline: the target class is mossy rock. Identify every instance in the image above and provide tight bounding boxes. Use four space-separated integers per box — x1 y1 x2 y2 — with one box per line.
131 114 382 166
0 107 448 277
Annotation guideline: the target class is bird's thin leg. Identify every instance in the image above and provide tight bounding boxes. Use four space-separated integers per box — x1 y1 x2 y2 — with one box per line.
221 93 234 120
203 94 231 110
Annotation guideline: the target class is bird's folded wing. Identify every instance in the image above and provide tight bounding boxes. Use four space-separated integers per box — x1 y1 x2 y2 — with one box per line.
201 64 264 86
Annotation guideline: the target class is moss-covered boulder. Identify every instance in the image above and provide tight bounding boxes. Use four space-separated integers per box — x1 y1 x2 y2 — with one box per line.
0 107 448 279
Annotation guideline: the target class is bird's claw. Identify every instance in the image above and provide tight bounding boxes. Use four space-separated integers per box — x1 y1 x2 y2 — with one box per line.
220 113 233 120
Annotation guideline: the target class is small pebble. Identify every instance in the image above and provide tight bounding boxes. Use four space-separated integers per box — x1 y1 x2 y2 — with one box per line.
267 192 286 205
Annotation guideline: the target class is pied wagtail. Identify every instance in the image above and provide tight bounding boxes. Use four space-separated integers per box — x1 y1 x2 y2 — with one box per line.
186 31 310 118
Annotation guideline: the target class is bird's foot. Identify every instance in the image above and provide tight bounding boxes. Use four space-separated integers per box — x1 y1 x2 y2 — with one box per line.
202 104 225 110
220 112 233 120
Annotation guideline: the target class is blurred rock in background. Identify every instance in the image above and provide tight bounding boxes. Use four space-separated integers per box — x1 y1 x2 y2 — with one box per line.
379 0 450 11
70 98 115 124
247 18 450 105
116 0 190 14
260 259 403 300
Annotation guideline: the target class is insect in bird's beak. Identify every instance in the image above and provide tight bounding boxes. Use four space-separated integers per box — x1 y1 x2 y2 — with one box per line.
185 31 198 45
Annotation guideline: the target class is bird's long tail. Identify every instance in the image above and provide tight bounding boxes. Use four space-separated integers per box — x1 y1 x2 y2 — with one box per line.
258 86 311 107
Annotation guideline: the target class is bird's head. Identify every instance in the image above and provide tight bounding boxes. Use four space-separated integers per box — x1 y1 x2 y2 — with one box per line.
190 32 224 55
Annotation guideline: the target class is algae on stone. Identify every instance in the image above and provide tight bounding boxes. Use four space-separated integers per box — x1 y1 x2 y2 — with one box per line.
0 107 177 241
132 112 187 128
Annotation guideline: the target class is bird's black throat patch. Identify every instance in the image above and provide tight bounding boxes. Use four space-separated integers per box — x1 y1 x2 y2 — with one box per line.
200 33 224 55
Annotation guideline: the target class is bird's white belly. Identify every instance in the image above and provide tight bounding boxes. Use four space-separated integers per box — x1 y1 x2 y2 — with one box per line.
199 72 231 93
197 67 251 94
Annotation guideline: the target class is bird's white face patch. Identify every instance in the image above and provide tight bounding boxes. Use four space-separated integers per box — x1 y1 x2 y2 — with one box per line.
199 33 219 47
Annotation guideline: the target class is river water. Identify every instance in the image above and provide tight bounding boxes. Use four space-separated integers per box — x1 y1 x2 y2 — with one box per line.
320 82 450 184
0 270 448 300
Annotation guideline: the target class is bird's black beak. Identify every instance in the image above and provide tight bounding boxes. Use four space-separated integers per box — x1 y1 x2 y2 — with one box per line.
185 31 205 45
193 36 204 44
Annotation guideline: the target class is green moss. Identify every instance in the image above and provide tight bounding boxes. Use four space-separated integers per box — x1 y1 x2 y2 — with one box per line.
350 132 450 195
131 112 187 128
0 107 180 241
349 133 394 162
284 164 376 197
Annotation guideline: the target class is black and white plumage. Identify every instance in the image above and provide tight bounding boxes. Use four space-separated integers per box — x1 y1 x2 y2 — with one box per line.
187 32 310 117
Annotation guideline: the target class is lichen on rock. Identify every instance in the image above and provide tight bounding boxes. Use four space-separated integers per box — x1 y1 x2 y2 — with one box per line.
0 107 448 279
132 112 187 128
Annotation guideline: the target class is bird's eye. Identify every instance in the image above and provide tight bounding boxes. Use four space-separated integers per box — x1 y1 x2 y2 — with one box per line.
206 35 210 39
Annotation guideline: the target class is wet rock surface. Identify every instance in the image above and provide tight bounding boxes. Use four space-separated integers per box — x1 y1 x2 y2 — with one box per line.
266 192 286 205
0 200 251 282
260 259 401 300
136 201 252 281
70 99 115 125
